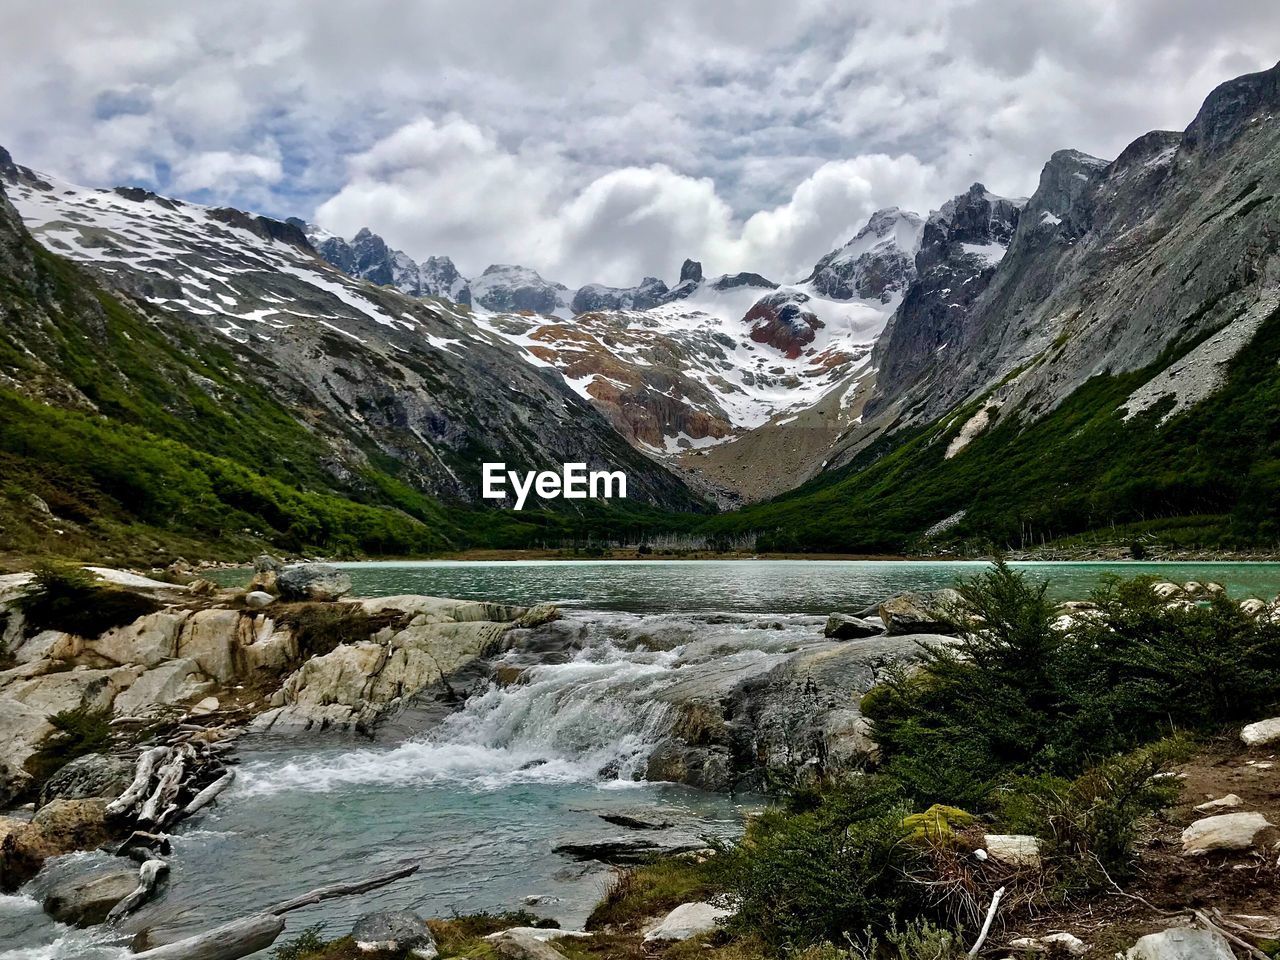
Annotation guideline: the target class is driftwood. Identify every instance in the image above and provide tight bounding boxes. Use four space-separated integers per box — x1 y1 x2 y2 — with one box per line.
107 747 171 817
140 745 191 825
267 863 420 915
179 769 236 820
130 913 285 960
107 858 169 922
967 885 1005 957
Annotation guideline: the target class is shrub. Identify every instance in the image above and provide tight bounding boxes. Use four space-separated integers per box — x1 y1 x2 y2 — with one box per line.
587 858 719 931
18 563 160 638
272 925 328 960
725 776 922 950
25 705 113 784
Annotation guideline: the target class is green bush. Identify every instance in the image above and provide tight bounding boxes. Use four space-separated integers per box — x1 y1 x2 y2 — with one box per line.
863 562 1280 807
725 777 922 950
18 563 160 639
25 705 113 784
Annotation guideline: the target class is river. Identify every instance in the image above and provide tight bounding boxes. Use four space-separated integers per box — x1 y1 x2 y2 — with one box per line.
6 560 1280 958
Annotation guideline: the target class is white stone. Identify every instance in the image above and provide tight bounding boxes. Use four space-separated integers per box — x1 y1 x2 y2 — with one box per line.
190 696 220 715
642 902 734 942
484 929 589 943
983 834 1041 868
1125 927 1233 959
88 611 187 668
1241 716 1280 746
245 591 275 609
12 630 79 665
1194 794 1243 813
83 567 188 591
1009 932 1087 956
177 608 245 683
1181 811 1273 855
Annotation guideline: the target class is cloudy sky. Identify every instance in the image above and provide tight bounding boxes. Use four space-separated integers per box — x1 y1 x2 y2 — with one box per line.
2 1 1277 287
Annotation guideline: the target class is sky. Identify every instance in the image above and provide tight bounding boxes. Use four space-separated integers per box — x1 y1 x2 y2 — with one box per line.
1 1 1277 288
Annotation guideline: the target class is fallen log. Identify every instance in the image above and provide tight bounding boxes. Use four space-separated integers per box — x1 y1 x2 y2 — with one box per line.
267 863 420 915
107 858 169 922
139 745 191 825
107 747 170 818
130 913 285 960
178 769 236 821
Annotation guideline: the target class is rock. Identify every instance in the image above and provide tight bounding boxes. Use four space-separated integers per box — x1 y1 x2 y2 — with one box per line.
1009 932 1087 956
7 664 145 715
0 697 54 805
87 612 186 668
879 589 961 634
1241 716 1280 746
0 798 112 891
1194 794 1243 813
42 866 139 926
643 902 735 942
983 834 1042 868
823 613 883 639
245 591 275 609
111 658 204 716
1240 598 1267 617
12 630 79 665
553 837 707 865
1125 927 1234 959
1181 811 1274 854
1151 581 1184 600
489 929 568 960
249 555 281 593
351 910 437 957
187 578 217 596
176 608 245 683
277 563 352 602
37 754 134 810
190 696 220 715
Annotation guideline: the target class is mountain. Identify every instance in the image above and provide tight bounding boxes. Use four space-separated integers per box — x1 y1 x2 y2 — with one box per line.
0 147 705 561
300 223 472 304
803 207 923 302
469 264 573 315
707 60 1280 552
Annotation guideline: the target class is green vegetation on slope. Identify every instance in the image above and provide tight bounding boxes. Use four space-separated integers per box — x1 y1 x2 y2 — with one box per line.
698 304 1280 553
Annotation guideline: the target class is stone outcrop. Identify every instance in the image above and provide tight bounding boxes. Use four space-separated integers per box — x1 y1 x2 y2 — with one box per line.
277 563 353 602
41 865 140 926
0 799 112 890
253 597 558 733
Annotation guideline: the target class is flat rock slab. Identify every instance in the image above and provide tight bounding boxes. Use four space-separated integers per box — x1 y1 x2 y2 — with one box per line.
488 930 570 960
1125 927 1234 959
983 833 1041 868
42 866 139 926
643 902 735 942
1181 811 1274 855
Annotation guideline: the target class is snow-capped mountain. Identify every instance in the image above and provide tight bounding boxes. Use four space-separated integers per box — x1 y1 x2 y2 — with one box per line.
468 264 572 315
803 207 923 302
0 147 702 510
300 223 472 304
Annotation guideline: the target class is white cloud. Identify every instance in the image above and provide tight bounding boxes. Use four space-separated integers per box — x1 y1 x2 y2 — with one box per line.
1 0 1278 285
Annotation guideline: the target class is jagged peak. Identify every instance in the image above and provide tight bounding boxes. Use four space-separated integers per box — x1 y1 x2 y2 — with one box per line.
1184 59 1280 154
679 258 703 284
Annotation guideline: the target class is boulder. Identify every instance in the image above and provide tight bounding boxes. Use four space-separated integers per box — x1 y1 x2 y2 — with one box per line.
245 591 275 609
878 589 961 635
0 798 112 891
983 834 1042 868
1125 927 1234 959
37 754 134 809
643 902 734 942
6 664 143 715
1240 598 1268 617
1241 716 1280 746
87 612 187 668
176 608 246 683
352 910 437 957
277 564 352 602
823 613 883 639
12 630 79 665
111 658 204 716
0 697 54 805
1009 932 1087 956
42 865 139 926
1181 811 1273 855
1193 794 1243 813
1150 582 1184 600
489 930 568 960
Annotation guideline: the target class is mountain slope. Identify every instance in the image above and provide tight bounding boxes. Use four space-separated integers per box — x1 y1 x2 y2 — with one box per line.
700 62 1280 551
0 150 704 517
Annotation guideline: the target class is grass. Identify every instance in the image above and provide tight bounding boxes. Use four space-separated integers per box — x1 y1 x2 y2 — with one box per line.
17 563 160 638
